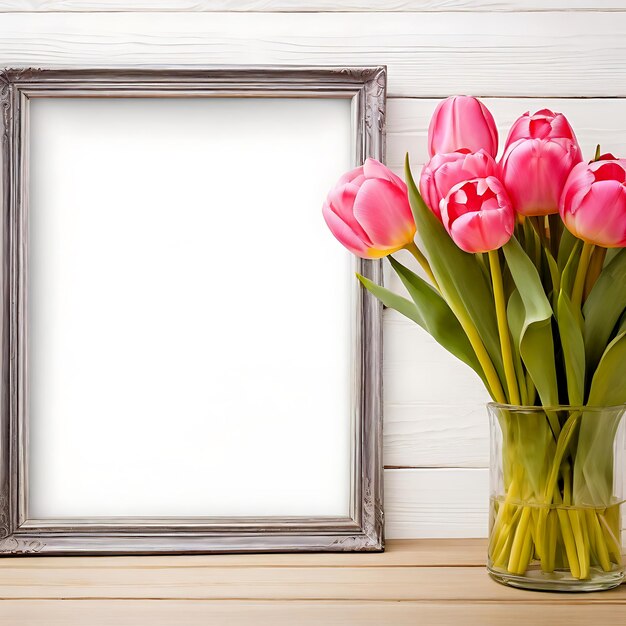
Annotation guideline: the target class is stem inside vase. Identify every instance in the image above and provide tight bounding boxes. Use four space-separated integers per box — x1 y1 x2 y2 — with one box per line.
487 403 626 591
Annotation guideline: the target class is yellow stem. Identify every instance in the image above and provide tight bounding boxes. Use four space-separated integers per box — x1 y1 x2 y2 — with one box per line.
545 510 558 572
571 242 594 309
553 485 582 579
488 250 521 405
587 509 611 572
508 506 532 574
405 241 439 290
456 312 507 403
568 510 590 579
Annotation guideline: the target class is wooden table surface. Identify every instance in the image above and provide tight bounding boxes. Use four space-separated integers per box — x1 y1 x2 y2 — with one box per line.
0 539 624 624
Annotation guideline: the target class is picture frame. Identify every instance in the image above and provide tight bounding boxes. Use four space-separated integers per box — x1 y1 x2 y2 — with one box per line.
0 66 385 555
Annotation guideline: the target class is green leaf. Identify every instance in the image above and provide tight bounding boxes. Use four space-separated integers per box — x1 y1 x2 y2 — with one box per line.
387 256 487 386
604 247 621 267
502 237 559 406
575 333 626 505
573 404 624 507
556 291 586 406
404 155 505 386
587 329 626 407
583 248 626 373
506 289 529 405
356 274 425 327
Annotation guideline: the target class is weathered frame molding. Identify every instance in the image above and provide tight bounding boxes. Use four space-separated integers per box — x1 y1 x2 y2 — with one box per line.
0 66 385 555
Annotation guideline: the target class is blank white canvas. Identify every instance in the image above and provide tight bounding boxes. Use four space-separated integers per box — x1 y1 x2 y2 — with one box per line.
27 96 353 518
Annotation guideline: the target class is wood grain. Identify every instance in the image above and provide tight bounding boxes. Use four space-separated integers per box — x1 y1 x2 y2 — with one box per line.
2 0 625 12
385 468 489 538
0 540 624 623
0 544 626 606
0 12 625 97
383 309 490 469
0 540 622 604
2 600 626 626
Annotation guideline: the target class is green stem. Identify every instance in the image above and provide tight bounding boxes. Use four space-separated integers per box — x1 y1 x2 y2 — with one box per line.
584 246 607 299
571 242 594 309
405 241 439 290
488 250 520 405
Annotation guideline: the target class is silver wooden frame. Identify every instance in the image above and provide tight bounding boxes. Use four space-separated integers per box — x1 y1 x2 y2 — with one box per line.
0 67 385 555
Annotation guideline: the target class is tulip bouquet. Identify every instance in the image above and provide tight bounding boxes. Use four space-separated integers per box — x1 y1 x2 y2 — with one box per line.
323 96 626 590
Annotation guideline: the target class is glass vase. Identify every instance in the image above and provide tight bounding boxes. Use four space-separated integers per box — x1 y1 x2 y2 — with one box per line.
488 403 626 591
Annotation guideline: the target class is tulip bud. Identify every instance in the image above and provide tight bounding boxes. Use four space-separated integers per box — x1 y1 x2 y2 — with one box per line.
498 110 582 216
504 109 578 148
322 158 416 259
560 156 626 248
419 149 496 220
440 177 515 253
428 96 498 158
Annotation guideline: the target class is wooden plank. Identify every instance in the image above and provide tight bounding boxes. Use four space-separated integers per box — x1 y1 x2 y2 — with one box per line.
2 600 626 626
385 468 489 538
383 309 490 469
2 1 625 12
0 555 625 601
0 12 625 97
0 567 499 601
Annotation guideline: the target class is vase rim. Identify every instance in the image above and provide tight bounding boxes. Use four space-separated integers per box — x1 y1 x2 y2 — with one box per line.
487 402 626 412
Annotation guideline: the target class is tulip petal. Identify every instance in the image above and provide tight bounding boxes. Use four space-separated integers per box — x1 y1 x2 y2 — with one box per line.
560 161 594 214
337 165 364 186
363 158 407 191
419 150 496 221
353 178 415 248
593 162 626 184
528 118 552 139
500 138 581 216
441 176 514 253
569 182 626 247
504 109 578 155
428 96 498 158
449 209 513 253
322 201 370 258
326 183 373 245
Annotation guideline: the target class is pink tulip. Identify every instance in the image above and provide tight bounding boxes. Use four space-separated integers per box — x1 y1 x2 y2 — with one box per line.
428 96 498 158
560 155 626 248
440 177 515 253
419 149 496 220
498 136 582 217
322 158 416 259
504 109 578 149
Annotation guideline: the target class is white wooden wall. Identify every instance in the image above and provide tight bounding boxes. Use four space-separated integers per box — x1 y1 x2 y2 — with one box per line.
1 0 625 538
